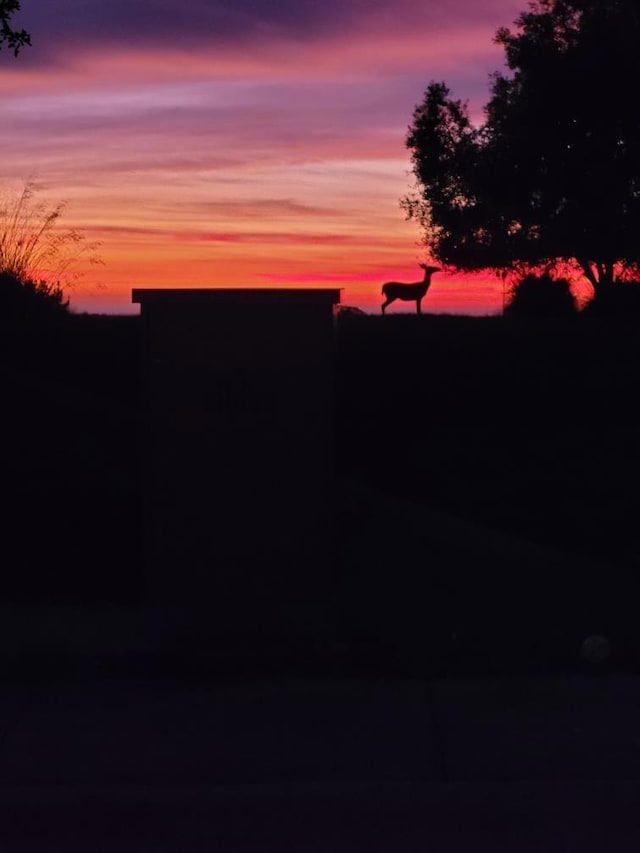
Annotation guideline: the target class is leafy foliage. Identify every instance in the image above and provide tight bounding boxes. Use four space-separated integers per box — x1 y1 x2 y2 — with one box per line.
0 0 30 55
403 83 490 270
403 0 640 297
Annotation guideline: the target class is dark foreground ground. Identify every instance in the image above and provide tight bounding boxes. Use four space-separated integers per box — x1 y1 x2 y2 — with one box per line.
2 309 640 675
1 674 640 851
3 310 640 848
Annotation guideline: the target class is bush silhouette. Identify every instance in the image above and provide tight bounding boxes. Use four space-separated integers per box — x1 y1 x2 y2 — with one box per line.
0 273 69 361
0 271 69 322
505 273 578 319
583 281 640 318
335 305 367 326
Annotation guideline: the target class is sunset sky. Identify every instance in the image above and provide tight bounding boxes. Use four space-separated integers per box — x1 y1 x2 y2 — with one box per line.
0 0 524 314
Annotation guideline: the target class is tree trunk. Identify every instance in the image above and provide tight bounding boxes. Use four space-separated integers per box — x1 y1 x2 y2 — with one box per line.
577 258 616 300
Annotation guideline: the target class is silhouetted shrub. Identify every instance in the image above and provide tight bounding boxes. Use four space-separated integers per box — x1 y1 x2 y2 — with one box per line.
335 305 367 319
0 273 70 364
505 273 578 318
0 271 69 323
583 281 640 318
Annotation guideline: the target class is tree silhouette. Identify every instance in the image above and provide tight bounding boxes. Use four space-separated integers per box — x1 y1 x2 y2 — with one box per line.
403 0 640 300
0 1 30 55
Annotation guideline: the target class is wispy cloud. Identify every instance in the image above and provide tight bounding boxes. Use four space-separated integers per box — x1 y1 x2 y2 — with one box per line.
18 0 524 59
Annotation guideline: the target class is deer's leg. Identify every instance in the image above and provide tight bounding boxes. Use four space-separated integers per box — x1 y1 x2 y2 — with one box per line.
416 298 422 315
381 297 395 314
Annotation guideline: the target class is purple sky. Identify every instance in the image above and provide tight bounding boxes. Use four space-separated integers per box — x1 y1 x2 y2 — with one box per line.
1 0 524 313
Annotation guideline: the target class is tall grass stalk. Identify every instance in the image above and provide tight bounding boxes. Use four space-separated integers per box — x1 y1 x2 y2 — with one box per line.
0 182 102 297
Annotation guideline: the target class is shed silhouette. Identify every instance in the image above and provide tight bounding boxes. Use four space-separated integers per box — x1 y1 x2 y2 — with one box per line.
132 288 342 646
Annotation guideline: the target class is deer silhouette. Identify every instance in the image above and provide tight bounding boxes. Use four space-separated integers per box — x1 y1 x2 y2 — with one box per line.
381 264 440 314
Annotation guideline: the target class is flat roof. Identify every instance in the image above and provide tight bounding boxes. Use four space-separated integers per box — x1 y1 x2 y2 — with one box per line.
132 288 343 306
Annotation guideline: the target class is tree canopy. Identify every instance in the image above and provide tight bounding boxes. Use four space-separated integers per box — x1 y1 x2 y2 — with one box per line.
403 0 640 295
0 0 30 55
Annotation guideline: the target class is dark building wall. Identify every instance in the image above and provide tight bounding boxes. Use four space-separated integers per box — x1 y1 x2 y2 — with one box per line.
133 289 342 646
